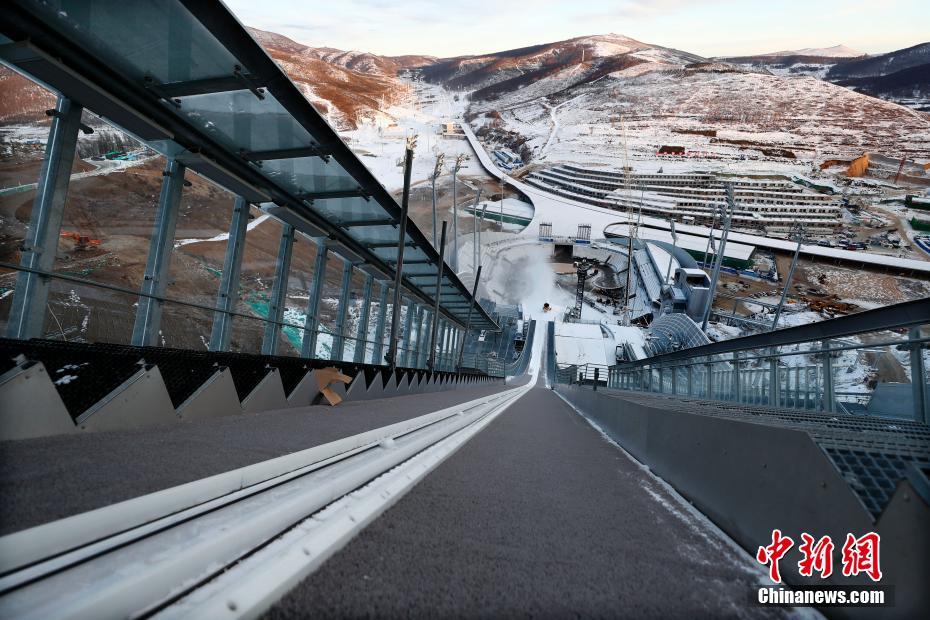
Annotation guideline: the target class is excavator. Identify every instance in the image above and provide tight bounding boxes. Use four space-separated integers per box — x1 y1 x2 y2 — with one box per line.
60 231 101 251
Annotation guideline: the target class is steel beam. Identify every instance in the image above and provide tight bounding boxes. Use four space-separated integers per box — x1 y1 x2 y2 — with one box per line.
372 282 389 363
131 159 186 346
354 273 374 363
339 218 395 228
330 260 353 361
260 223 295 355
151 74 260 99
427 222 448 370
209 196 250 351
7 96 84 340
909 327 927 423
821 339 834 413
417 310 433 369
369 241 417 249
301 240 329 358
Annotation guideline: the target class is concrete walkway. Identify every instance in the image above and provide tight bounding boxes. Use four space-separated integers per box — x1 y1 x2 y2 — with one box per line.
0 383 510 535
268 384 789 618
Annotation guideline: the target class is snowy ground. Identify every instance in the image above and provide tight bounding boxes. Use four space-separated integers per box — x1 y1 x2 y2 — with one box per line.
340 80 486 191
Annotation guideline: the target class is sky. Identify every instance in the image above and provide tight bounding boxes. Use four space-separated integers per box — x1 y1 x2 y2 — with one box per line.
225 0 929 58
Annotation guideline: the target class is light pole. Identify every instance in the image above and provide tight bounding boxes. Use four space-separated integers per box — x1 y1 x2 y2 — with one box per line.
471 188 483 273
499 174 505 232
478 203 488 270
771 222 805 331
430 153 444 249
701 185 735 331
664 219 678 285
386 134 417 368
451 153 468 272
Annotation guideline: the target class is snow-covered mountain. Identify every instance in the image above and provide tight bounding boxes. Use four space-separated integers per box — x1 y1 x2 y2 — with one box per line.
245 28 426 129
450 38 930 166
247 28 435 78
825 43 930 111
761 45 865 58
421 33 703 95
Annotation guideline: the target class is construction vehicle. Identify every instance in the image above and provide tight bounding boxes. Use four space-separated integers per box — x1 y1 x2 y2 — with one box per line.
60 231 102 251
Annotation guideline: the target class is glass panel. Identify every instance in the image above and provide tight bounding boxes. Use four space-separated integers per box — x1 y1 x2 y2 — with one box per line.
307 195 388 223
43 278 136 344
175 90 316 154
234 214 285 354
26 0 241 84
346 225 399 246
164 174 235 349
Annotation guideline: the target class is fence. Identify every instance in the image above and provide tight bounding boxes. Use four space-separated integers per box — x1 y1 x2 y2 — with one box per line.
0 261 490 375
555 298 930 423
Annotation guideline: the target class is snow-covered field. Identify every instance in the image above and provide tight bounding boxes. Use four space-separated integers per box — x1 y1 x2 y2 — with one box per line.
340 81 486 191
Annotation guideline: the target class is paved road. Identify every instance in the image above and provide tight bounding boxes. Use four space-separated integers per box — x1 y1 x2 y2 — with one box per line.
268 384 788 618
0 383 511 535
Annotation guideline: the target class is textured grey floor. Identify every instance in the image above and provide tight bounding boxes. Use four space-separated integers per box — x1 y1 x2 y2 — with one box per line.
0 382 510 535
266 386 787 619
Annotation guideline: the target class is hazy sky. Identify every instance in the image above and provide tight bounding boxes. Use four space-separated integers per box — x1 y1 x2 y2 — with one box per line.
225 0 929 58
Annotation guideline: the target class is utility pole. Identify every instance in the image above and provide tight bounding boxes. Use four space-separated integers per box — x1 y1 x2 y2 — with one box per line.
619 113 636 326
622 225 636 326
479 203 488 268
701 185 735 331
451 153 467 272
471 188 483 273
430 153 444 249
386 135 416 368
499 174 505 232
457 265 482 370
702 206 720 269
664 219 678 285
771 222 805 331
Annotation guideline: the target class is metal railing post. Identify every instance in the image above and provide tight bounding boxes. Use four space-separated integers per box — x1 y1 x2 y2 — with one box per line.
399 298 415 367
261 223 295 356
209 196 250 351
427 221 447 370
354 273 374 363
821 340 834 413
132 158 186 346
909 327 928 423
732 352 741 402
705 362 713 399
301 240 329 358
417 310 432 368
372 282 389 363
7 96 84 340
769 357 779 407
330 259 353 361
